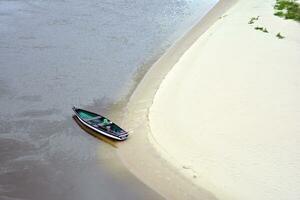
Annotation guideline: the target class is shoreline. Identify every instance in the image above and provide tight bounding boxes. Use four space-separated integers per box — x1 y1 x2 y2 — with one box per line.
116 0 237 199
149 0 300 199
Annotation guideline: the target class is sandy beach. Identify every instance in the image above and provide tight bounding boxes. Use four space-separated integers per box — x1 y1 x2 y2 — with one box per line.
118 0 237 199
149 0 300 199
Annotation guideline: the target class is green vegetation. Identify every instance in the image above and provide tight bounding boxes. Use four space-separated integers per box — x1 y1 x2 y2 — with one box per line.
274 0 300 22
255 26 269 33
248 16 259 24
276 32 285 39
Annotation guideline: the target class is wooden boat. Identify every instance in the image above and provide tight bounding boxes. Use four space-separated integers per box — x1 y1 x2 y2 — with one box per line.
72 106 128 141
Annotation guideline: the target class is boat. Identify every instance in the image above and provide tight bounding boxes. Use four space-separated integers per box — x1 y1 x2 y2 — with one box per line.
72 106 128 141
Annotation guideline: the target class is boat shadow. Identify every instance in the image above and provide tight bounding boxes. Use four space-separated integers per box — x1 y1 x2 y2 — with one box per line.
72 115 118 148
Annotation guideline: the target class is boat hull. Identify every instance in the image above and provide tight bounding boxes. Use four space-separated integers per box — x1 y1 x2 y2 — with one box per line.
72 107 128 141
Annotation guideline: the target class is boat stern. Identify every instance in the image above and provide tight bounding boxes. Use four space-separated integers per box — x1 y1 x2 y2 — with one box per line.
72 106 77 111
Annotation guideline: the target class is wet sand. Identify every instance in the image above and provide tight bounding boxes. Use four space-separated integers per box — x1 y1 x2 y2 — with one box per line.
117 0 237 199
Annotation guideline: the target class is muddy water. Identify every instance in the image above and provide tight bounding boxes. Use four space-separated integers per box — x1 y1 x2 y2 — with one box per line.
0 0 217 199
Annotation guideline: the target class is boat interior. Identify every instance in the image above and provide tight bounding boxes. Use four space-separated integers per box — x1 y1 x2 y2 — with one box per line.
77 109 125 135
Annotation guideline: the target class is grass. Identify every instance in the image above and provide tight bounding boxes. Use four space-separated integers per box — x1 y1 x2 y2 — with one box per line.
248 16 260 24
255 26 269 33
276 32 285 39
274 0 300 22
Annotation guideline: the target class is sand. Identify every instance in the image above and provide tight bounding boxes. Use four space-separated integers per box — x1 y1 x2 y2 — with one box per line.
117 0 237 199
149 0 300 199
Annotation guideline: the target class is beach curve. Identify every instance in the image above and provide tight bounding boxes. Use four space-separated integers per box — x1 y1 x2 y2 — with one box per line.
116 0 238 199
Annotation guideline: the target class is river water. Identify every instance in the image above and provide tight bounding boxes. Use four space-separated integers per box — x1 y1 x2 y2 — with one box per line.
0 0 217 199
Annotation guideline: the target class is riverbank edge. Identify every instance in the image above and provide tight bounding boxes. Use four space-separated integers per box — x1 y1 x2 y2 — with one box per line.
117 0 238 199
